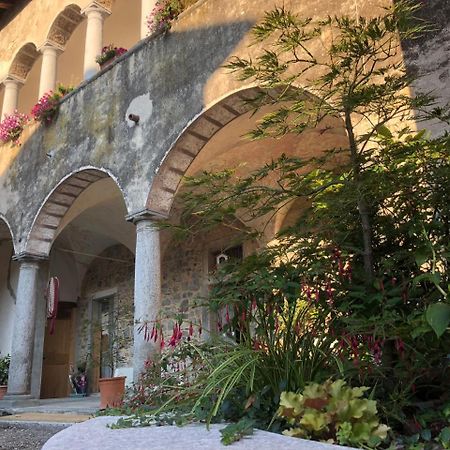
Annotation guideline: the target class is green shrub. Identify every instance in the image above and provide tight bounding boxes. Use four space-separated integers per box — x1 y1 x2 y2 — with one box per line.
278 379 389 448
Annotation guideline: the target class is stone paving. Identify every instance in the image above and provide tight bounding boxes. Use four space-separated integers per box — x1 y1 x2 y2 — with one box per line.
42 416 356 450
0 422 67 450
0 394 100 416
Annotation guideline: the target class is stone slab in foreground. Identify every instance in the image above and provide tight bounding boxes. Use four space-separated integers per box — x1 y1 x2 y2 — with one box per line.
42 416 356 450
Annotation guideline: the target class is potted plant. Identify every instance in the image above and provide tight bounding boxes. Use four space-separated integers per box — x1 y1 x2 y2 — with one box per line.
95 45 127 70
31 84 73 125
0 354 10 399
96 300 132 409
69 362 88 397
0 111 29 146
146 0 183 34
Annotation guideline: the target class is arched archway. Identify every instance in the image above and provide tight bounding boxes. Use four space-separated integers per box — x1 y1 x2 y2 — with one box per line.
7 42 39 83
25 167 128 257
27 167 136 398
6 42 41 113
45 4 83 49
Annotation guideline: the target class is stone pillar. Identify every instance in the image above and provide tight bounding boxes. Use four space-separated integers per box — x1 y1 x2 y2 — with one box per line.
129 211 162 382
82 3 111 80
38 42 63 98
1 77 23 118
7 254 45 396
141 0 157 38
30 260 49 399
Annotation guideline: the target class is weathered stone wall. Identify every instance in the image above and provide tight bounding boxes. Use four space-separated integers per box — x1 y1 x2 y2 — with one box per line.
0 0 397 255
161 223 252 335
74 226 247 367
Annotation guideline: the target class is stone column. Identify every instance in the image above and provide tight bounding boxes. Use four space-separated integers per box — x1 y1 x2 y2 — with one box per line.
82 3 111 80
38 42 63 98
141 0 157 38
129 211 162 382
1 77 23 118
7 254 45 396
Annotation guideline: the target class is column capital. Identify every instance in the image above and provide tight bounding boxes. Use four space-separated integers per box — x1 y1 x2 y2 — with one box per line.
37 40 65 54
12 252 48 264
1 75 25 87
81 1 112 18
126 208 168 224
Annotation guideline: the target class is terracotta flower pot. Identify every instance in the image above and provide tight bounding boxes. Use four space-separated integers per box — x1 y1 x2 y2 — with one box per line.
0 385 7 400
99 57 116 71
98 376 126 409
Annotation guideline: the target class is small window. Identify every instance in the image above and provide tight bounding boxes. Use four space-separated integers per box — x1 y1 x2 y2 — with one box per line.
209 245 243 272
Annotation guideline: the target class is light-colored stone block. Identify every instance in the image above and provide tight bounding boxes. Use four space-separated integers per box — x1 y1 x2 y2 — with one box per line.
43 416 357 450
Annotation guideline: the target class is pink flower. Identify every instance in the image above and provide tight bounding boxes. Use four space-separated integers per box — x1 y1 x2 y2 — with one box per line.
0 111 29 145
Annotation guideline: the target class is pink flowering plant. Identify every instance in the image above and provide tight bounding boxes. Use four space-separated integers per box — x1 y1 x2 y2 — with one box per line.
31 84 73 124
146 0 183 34
95 45 127 67
0 111 30 145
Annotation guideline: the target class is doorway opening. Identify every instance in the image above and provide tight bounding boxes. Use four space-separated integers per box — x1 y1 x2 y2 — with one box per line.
91 296 115 390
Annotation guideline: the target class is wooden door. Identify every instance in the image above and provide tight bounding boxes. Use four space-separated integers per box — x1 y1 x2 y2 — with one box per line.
40 303 75 399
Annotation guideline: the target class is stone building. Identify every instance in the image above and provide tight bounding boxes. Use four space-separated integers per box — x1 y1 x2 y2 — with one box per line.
0 0 447 400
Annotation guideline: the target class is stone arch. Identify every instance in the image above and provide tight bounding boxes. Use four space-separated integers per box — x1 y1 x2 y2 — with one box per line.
7 42 39 82
0 214 15 252
45 4 84 50
25 167 127 257
147 87 264 216
147 86 348 219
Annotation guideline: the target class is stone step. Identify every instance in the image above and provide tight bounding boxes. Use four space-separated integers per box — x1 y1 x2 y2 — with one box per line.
0 412 91 426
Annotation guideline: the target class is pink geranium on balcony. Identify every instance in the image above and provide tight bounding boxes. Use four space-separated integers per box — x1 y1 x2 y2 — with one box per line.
31 85 73 124
95 44 127 68
0 111 30 146
146 0 182 34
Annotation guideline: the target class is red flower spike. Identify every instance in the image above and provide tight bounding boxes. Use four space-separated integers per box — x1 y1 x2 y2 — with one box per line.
189 322 194 337
252 299 257 311
225 305 230 324
338 258 344 277
198 320 202 336
306 287 312 303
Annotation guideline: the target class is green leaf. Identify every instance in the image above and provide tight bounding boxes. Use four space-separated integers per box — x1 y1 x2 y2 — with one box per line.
220 419 254 446
414 249 429 267
425 303 450 338
376 125 392 139
299 411 329 431
439 427 450 445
